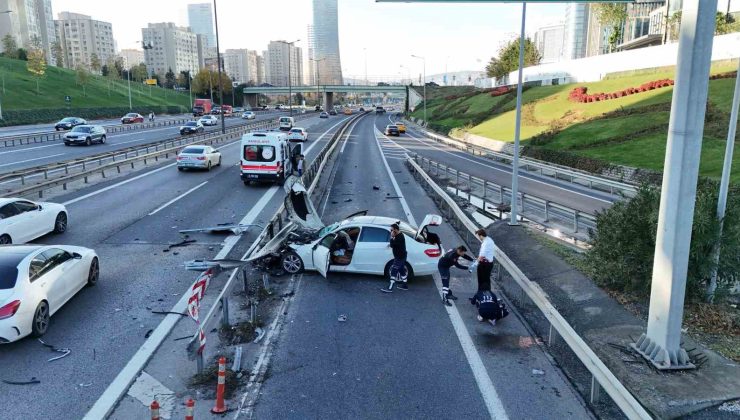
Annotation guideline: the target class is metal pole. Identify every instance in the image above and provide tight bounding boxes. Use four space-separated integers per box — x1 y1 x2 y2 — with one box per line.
127 70 132 110
708 56 740 301
423 58 426 123
288 43 292 117
213 0 226 134
509 2 526 226
634 0 718 370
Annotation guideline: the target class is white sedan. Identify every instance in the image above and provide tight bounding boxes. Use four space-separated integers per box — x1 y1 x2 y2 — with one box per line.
0 198 68 245
198 115 219 126
249 178 443 279
0 245 98 343
241 111 256 120
177 145 222 171
288 127 308 142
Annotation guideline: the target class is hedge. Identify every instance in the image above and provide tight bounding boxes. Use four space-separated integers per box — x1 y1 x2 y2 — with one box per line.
0 105 189 127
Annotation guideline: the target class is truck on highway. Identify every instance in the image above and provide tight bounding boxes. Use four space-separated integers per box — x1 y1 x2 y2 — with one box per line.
193 99 213 117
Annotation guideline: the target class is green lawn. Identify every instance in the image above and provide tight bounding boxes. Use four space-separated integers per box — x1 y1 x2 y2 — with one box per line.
0 56 191 111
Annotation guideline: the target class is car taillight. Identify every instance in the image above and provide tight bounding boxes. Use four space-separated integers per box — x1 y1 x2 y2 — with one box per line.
0 300 21 320
196 156 206 160
424 248 442 258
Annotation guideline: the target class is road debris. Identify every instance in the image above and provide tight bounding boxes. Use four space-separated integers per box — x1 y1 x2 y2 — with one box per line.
179 223 261 236
38 339 71 362
165 239 196 251
232 346 243 372
144 329 154 338
79 383 93 387
151 310 187 316
344 199 352 202
532 369 545 376
184 259 246 272
338 314 348 322
372 186 380 190
253 327 266 343
2 378 40 385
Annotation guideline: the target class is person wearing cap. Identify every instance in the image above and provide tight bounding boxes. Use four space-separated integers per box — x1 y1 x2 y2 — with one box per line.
438 245 474 305
475 228 495 293
381 223 408 292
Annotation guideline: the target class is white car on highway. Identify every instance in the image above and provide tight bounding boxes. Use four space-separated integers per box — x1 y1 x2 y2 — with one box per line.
198 115 219 126
288 127 308 142
249 178 443 279
0 245 99 343
241 111 256 120
177 145 222 171
0 199 68 245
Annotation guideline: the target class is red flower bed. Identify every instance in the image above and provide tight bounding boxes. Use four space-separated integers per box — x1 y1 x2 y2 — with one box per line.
490 86 510 97
568 78 675 103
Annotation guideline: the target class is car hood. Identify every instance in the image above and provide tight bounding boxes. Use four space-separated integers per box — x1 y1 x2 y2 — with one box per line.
283 176 324 231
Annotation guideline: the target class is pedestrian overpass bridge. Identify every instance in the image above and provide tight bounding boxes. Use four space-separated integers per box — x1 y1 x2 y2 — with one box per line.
243 85 409 110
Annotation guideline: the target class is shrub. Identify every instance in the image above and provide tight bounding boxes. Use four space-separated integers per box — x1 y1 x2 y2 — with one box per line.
0 105 188 126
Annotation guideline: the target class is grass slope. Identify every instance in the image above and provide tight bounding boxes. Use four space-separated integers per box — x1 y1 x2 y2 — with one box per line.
412 61 740 181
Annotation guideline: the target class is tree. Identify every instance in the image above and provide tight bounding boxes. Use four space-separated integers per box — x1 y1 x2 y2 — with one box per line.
26 48 47 95
90 53 101 74
592 3 627 52
76 64 90 96
164 68 176 89
131 63 148 82
1 34 18 59
715 12 740 35
485 37 541 81
113 57 124 78
104 57 119 96
17 48 27 61
51 40 64 68
178 70 191 90
192 69 232 101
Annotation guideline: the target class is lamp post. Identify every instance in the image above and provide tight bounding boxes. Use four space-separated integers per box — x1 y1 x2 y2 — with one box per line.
411 54 426 125
310 57 325 109
127 68 132 110
213 0 226 134
278 39 300 117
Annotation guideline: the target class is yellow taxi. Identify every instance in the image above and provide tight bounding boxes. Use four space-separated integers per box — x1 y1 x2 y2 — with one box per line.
395 122 406 133
343 107 353 115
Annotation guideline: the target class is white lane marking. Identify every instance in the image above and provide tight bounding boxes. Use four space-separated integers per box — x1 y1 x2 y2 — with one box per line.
0 143 61 155
127 371 175 419
373 126 416 228
0 153 64 167
376 129 509 419
147 181 208 216
82 117 349 420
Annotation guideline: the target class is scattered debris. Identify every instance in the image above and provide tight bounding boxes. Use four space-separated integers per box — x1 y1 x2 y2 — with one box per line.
344 199 352 202
173 335 191 341
331 201 338 204
79 383 93 387
2 378 40 385
184 259 246 272
151 311 187 316
38 339 71 362
532 369 545 376
253 327 266 343
179 223 262 236
372 186 380 190
144 329 154 338
165 239 196 251
232 347 243 372
338 314 348 322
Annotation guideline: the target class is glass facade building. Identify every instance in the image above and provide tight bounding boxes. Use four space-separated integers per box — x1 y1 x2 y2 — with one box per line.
187 3 215 49
312 0 343 85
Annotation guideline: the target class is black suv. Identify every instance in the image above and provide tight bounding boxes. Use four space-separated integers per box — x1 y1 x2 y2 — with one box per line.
55 117 87 131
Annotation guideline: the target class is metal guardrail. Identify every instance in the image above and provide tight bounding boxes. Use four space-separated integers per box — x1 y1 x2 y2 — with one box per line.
406 155 651 420
411 153 596 240
186 113 365 370
405 119 637 199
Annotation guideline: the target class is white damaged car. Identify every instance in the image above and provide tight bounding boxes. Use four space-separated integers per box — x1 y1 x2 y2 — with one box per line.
249 177 443 278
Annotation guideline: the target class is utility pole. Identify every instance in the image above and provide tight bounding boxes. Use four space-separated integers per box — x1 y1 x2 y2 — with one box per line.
279 40 300 117
509 2 527 226
411 55 426 124
127 69 132 110
213 0 226 134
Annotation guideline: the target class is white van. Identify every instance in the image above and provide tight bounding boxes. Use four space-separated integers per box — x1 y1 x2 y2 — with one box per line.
278 116 295 131
240 131 295 185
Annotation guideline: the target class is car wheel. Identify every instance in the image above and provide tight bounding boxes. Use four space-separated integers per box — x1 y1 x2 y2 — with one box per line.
281 251 304 274
243 180 250 186
217 157 222 166
85 137 92 146
206 161 212 171
87 257 99 286
100 135 106 144
53 212 67 234
31 301 50 337
0 234 11 245
64 142 70 146
177 167 184 172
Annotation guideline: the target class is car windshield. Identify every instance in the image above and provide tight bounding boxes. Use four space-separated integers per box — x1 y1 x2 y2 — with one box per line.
185 122 198 127
125 113 137 117
181 147 204 154
71 126 92 133
0 264 18 290
290 129 302 133
244 145 275 162
61 118 75 122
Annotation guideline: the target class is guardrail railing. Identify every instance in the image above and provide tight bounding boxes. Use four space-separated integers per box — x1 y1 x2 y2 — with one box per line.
406 154 651 420
404 119 637 199
185 113 364 371
411 153 596 240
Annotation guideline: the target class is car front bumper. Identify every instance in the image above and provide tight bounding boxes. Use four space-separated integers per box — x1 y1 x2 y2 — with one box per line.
64 136 89 143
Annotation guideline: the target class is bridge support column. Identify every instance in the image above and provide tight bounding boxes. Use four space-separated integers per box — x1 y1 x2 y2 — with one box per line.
245 93 258 109
323 92 334 111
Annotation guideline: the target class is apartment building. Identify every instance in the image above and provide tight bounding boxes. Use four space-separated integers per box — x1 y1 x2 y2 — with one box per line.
141 22 200 77
55 12 115 70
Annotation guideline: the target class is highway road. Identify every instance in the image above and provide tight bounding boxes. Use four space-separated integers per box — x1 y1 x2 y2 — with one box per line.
0 111 293 173
0 113 352 419
376 114 616 215
0 113 191 137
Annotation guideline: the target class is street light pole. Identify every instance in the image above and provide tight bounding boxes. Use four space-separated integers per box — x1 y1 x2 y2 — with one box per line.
411 55 426 125
213 0 226 134
310 57 325 109
127 69 132 110
509 2 527 226
278 39 300 117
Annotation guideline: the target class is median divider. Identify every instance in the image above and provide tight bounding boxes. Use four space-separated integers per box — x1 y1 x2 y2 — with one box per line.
406 152 651 420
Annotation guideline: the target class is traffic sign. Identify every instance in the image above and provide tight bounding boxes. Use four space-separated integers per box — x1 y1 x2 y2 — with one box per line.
64 95 71 103
145 78 157 85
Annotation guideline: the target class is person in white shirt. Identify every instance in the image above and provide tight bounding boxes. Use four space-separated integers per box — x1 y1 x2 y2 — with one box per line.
475 228 495 292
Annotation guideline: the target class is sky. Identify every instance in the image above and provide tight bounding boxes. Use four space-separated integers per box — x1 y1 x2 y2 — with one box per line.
50 0 567 78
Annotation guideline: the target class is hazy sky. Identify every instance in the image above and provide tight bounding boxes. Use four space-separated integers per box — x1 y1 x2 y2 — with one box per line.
50 0 567 78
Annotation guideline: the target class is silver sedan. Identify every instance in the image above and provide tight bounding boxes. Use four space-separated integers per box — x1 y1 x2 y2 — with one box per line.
176 145 222 171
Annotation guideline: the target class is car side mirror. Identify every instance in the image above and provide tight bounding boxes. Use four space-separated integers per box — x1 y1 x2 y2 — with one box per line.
72 252 82 259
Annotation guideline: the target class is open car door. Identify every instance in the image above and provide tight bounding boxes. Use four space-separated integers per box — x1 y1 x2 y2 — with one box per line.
284 176 324 231
312 234 335 278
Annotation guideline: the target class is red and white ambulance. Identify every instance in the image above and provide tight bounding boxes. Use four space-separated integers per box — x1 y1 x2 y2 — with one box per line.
240 131 295 185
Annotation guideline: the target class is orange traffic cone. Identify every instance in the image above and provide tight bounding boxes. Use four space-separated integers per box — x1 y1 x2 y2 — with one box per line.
211 357 228 414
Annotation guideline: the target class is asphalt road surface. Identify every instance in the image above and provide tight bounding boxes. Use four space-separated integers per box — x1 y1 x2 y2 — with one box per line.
0 113 351 419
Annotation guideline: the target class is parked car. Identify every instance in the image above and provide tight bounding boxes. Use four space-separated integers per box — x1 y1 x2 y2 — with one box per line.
248 179 443 279
177 145 221 171
63 125 107 146
0 244 99 343
54 117 87 131
395 122 407 133
121 113 144 124
319 112 329 119
385 125 400 136
288 127 308 142
198 115 219 126
329 109 338 116
179 121 204 135
241 111 256 120
0 198 68 245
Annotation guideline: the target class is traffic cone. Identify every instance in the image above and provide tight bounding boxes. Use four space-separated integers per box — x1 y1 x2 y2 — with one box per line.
150 400 160 420
211 357 228 414
185 398 195 420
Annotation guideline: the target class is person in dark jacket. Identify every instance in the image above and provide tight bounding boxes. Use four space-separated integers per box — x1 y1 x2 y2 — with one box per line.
381 223 408 293
470 290 508 326
438 245 474 305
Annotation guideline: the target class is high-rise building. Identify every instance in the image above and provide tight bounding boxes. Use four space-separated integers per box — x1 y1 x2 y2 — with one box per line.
306 24 316 85
564 3 590 60
585 6 610 57
256 53 266 85
534 23 565 64
187 3 215 48
266 41 303 87
141 22 200 77
0 0 56 64
119 48 145 68
55 12 115 71
224 49 259 85
311 0 342 85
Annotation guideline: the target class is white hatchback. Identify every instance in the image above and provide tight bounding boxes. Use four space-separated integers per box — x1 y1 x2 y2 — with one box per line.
198 115 219 126
0 199 68 245
288 127 308 142
0 245 98 343
241 111 256 120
